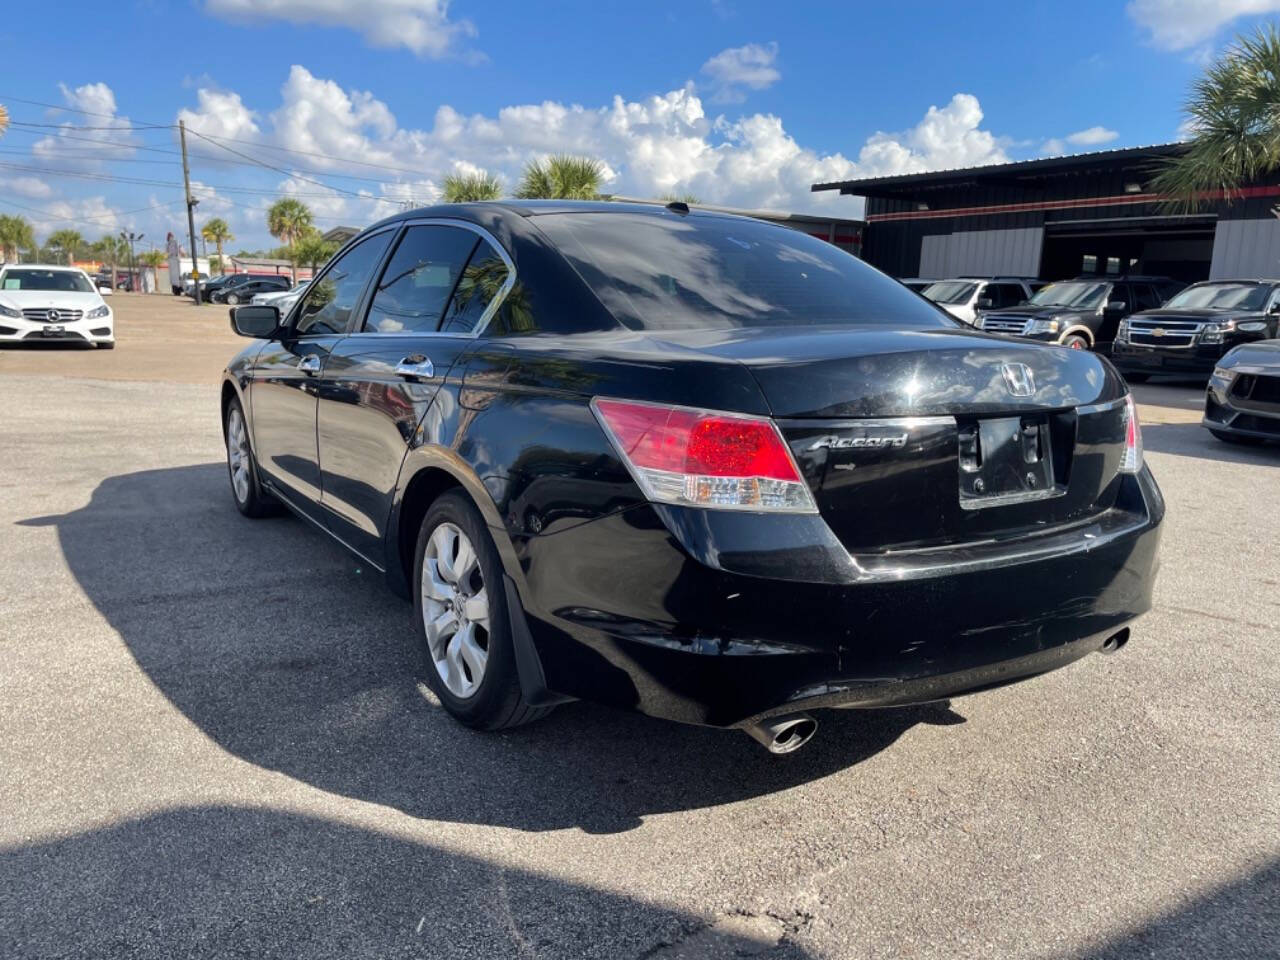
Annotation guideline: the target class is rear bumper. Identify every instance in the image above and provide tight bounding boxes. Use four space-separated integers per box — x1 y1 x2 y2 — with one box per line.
516 468 1164 727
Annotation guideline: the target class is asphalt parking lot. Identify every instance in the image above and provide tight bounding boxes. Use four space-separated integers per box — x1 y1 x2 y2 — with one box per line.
1 295 1277 959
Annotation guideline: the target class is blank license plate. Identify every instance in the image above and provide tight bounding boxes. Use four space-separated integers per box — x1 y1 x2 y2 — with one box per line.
42 325 65 336
959 416 1055 510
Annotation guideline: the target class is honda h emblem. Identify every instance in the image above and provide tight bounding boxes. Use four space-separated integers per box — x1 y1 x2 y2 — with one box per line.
1001 362 1036 398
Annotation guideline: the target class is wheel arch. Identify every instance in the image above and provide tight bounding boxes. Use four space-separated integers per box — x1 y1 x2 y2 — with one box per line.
1058 324 1096 347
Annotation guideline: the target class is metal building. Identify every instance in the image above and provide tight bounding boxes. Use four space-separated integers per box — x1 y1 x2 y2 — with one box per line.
811 144 1280 283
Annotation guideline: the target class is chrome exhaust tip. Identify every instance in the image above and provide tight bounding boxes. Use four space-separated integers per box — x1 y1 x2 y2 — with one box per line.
744 714 818 754
1100 627 1131 654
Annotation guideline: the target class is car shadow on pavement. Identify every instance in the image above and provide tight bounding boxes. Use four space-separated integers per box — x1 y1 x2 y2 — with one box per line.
0 805 818 959
1140 422 1280 466
18 464 966 835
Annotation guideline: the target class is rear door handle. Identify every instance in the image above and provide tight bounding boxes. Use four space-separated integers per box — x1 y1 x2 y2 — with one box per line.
297 355 322 376
395 355 435 380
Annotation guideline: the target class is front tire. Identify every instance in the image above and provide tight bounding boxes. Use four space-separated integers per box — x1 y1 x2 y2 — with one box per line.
227 293 240 305
1123 372 1149 384
98 341 115 350
1061 334 1090 350
224 396 278 517
414 490 549 730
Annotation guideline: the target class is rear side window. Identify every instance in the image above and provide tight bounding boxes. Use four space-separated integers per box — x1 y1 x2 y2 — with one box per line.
440 238 511 335
295 231 394 336
364 225 479 334
535 212 955 331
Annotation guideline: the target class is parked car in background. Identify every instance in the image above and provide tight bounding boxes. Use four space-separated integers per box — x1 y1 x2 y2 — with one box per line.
251 278 309 308
212 276 290 305
220 201 1162 753
977 276 1184 351
899 277 936 294
0 264 114 348
922 276 1044 325
200 273 289 303
1203 340 1280 444
1110 279 1280 382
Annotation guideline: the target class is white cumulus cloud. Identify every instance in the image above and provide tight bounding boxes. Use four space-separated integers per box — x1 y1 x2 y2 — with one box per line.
2 176 53 199
32 82 139 166
700 42 781 103
1041 125 1119 155
1127 0 1280 50
203 0 478 59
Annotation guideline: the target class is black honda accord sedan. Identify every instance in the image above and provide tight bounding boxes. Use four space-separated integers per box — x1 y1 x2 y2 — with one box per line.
221 201 1163 753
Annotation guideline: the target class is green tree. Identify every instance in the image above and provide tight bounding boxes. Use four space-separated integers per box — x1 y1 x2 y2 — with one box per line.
92 234 126 287
266 198 315 282
201 218 234 275
515 155 604 200
1154 24 1280 210
47 229 84 265
0 214 35 262
294 232 338 273
442 170 503 203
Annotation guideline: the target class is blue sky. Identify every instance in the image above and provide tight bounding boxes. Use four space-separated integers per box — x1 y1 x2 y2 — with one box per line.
1 0 1278 252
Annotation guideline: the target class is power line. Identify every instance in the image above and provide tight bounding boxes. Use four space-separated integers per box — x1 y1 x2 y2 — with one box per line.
0 92 168 126
0 196 186 229
189 129 435 178
186 128 370 199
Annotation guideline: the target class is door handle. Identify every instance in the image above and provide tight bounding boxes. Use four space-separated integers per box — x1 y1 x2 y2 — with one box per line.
395 355 435 380
298 354 322 376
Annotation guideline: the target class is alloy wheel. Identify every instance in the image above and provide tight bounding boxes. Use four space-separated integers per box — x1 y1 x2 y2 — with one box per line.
421 522 491 698
226 407 251 504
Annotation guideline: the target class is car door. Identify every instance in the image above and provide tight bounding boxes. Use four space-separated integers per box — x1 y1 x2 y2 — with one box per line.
248 228 395 520
316 221 514 563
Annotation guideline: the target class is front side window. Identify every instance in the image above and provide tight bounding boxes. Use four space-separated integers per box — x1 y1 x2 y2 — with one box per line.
0 269 93 293
363 225 478 334
294 231 394 336
536 212 955 331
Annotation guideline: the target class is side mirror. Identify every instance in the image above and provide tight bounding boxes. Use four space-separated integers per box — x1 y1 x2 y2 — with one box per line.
229 304 281 339
1268 301 1280 315
97 286 113 296
975 298 993 309
1105 300 1127 313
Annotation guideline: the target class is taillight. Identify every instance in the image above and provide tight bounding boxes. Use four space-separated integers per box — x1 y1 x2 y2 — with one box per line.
1119 393 1143 474
591 398 817 513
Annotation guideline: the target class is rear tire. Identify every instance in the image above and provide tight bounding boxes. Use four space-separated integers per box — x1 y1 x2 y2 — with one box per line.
1123 372 1149 383
1210 428 1264 446
224 396 278 517
413 490 550 730
1061 334 1090 350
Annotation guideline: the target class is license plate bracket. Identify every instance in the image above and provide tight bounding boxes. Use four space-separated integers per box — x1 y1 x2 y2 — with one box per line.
958 415 1056 510
42 324 65 336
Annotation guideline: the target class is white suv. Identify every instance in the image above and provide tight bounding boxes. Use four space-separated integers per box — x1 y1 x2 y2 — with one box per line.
922 277 1041 326
0 264 115 349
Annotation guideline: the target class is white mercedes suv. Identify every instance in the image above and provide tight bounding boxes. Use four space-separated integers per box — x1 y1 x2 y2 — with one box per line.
0 264 115 349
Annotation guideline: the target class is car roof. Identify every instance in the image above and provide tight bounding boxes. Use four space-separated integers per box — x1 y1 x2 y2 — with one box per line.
0 263 85 272
1185 278 1279 285
361 199 784 235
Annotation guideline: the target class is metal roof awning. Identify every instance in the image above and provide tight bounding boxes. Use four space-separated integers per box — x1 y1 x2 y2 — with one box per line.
811 143 1189 200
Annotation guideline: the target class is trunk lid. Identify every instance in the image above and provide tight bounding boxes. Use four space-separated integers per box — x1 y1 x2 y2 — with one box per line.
651 325 1130 554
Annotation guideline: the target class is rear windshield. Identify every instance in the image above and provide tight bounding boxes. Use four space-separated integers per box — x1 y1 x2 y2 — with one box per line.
1 269 93 293
535 212 955 331
1165 282 1270 311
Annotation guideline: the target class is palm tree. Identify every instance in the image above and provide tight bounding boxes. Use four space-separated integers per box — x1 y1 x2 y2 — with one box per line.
266 198 315 282
660 192 700 204
0 214 35 263
515 155 605 200
47 229 84 265
1153 24 1280 210
294 233 338 273
201 218 234 275
0 103 9 138
442 171 503 203
92 234 126 287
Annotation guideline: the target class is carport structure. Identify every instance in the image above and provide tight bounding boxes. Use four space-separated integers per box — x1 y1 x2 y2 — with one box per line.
813 143 1280 285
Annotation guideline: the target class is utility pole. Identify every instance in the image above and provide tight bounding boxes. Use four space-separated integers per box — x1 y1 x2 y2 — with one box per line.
179 120 201 306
